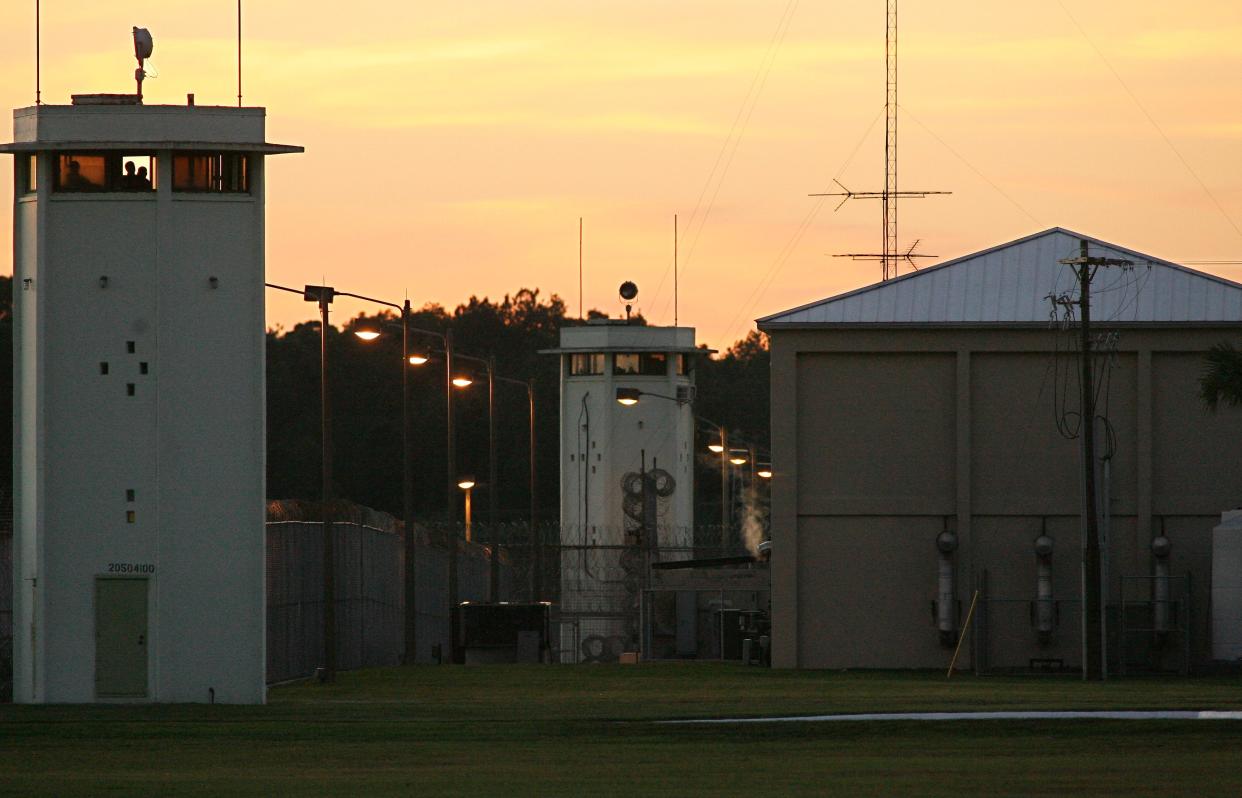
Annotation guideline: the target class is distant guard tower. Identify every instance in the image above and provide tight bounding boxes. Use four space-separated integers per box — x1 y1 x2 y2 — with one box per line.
2 83 301 702
543 284 705 661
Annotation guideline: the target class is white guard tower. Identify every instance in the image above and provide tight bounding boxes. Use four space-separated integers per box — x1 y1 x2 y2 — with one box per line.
544 300 704 661
3 94 301 703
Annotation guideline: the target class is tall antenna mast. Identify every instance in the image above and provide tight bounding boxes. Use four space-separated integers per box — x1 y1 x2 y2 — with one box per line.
883 0 898 279
578 217 583 319
35 0 41 105
237 0 243 106
811 0 950 281
674 214 679 327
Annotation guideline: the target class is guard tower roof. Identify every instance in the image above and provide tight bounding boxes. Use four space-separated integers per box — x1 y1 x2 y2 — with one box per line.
1 103 302 155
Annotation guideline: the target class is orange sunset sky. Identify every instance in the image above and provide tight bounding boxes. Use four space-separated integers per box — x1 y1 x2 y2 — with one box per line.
3 1 1241 350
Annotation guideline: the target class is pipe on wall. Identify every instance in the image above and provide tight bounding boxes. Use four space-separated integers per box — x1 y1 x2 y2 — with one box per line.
1034 532 1055 644
1151 533 1172 646
935 529 958 647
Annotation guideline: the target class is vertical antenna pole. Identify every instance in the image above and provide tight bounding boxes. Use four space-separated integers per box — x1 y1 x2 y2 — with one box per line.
237 0 243 106
35 0 41 105
882 0 898 280
578 217 583 319
674 214 679 327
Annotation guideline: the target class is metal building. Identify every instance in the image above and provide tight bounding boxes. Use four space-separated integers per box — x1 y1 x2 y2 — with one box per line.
758 228 1242 672
3 96 301 702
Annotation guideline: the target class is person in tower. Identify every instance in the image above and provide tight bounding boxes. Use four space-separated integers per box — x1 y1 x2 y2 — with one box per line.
62 160 96 190
121 160 138 189
136 166 152 191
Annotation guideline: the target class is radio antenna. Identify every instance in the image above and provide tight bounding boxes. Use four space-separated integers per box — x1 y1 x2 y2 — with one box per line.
674 214 679 326
237 0 243 106
809 0 951 280
578 217 584 319
35 0 41 104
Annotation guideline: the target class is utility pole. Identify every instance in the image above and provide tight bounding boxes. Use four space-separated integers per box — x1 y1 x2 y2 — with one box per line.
1058 239 1131 680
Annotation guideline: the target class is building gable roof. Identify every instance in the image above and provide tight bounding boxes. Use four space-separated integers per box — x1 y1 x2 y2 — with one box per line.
757 228 1242 328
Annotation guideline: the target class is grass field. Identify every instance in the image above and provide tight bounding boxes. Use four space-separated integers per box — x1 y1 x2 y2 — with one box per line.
3 664 1242 796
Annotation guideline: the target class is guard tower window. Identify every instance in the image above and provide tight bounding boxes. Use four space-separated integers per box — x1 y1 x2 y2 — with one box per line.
23 155 37 194
676 354 692 376
54 155 106 191
173 153 249 193
614 353 667 376
569 353 604 376
116 155 156 191
53 154 156 192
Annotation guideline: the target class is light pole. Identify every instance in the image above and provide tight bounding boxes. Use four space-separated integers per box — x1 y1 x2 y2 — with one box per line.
497 375 538 600
457 476 476 542
452 356 539 601
355 320 471 663
265 281 340 681
704 422 730 543
453 353 498 534
269 283 426 676
614 387 730 546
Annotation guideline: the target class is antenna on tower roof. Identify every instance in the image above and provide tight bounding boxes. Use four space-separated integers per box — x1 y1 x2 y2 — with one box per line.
619 281 638 322
35 0 41 105
133 27 154 103
237 0 243 106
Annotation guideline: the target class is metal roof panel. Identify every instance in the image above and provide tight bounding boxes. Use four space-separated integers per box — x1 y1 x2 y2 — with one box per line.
758 228 1242 328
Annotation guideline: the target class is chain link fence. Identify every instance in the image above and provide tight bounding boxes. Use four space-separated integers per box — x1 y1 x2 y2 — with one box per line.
1 514 761 699
468 522 759 663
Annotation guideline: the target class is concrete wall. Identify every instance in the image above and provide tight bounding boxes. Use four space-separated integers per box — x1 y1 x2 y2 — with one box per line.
768 327 1242 670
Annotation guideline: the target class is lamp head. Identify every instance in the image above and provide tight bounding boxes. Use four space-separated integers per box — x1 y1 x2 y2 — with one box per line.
353 329 381 341
707 442 725 454
615 387 641 406
457 477 476 491
452 376 473 388
757 464 773 479
728 448 748 466
408 353 430 366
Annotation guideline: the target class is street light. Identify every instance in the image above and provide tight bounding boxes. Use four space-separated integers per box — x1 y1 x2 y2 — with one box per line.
729 448 749 466
612 387 730 540
354 319 467 663
458 476 476 542
615 387 640 406
265 281 353 682
757 463 773 479
496 375 539 600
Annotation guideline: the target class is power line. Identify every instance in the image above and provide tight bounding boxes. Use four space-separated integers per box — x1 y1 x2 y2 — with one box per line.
898 104 1042 227
1054 0 1242 244
648 0 801 321
719 108 885 345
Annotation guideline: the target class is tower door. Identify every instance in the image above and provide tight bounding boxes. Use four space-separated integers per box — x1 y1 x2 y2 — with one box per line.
95 578 149 698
